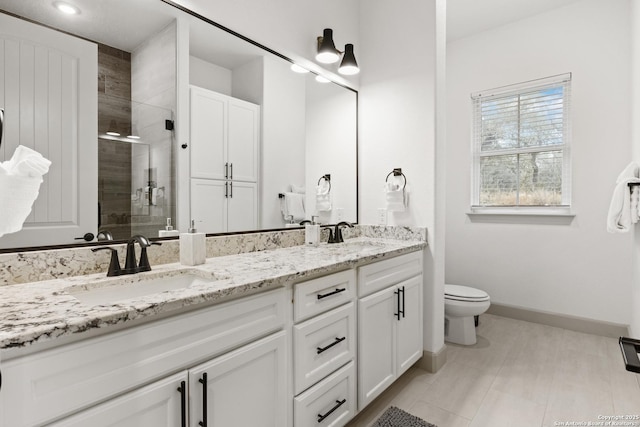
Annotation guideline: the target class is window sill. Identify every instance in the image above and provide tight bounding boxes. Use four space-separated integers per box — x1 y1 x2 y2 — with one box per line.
466 208 575 225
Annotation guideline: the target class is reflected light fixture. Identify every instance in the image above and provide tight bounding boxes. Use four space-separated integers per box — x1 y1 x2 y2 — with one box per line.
315 75 330 83
315 28 360 75
53 1 80 15
290 64 309 73
106 119 120 137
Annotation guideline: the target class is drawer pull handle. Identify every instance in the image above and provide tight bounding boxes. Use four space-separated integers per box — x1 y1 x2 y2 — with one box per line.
316 336 346 354
317 399 346 423
199 373 208 427
317 288 346 300
177 381 187 427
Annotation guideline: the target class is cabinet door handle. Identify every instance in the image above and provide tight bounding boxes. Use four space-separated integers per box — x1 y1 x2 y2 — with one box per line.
317 399 346 423
224 182 228 198
177 381 186 427
316 336 346 354
229 181 233 198
401 286 406 318
394 289 400 320
199 373 208 427
317 288 346 300
224 162 229 179
230 163 233 180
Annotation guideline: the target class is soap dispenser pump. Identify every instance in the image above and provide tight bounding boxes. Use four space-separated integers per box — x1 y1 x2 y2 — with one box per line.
180 220 206 265
305 216 321 246
159 217 179 237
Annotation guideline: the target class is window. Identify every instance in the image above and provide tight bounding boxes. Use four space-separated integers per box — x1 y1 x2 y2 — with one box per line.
471 73 571 211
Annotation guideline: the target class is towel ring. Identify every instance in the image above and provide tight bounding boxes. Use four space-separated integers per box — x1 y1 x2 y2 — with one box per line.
318 174 331 192
386 168 407 190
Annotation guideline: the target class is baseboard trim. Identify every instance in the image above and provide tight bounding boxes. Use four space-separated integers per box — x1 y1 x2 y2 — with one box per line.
487 302 628 338
416 346 447 373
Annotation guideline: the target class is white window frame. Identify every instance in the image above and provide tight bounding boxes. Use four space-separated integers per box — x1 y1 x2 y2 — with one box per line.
470 73 572 216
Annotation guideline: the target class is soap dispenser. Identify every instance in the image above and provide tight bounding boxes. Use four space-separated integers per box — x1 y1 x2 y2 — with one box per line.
305 216 321 246
180 220 206 265
159 218 179 237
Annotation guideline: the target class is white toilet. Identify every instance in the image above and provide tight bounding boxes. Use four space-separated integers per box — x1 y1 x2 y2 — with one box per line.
444 284 490 345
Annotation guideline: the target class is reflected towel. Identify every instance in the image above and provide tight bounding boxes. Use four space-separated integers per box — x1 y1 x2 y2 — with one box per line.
607 162 640 233
281 192 305 222
0 145 51 237
316 181 331 212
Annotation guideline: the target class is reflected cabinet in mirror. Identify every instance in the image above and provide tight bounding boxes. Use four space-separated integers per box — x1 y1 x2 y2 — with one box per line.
0 0 357 251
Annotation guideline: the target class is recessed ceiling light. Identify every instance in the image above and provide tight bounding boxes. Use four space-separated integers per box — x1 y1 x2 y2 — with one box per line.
127 135 141 140
290 64 309 74
53 1 80 15
105 131 120 137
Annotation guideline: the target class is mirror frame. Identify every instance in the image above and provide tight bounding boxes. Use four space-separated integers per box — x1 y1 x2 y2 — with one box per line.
0 0 358 254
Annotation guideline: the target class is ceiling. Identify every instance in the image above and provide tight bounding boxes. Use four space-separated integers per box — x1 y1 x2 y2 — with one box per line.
447 0 583 42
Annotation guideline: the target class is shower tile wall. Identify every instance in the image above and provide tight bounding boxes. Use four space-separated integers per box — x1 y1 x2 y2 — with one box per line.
98 44 132 239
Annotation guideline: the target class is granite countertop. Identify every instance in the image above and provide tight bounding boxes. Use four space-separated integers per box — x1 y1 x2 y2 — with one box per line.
0 237 425 350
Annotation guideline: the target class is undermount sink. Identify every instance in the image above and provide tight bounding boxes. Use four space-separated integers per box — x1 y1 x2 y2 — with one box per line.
65 271 229 306
338 240 387 249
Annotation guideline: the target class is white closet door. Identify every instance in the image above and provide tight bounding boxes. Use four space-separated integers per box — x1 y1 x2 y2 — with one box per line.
227 98 259 183
190 86 227 180
190 178 227 234
227 181 257 232
0 13 97 248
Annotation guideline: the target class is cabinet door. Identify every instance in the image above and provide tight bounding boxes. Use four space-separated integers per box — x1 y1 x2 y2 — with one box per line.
189 331 287 427
396 275 423 377
48 372 188 427
227 98 259 183
227 181 257 232
191 178 227 234
357 286 396 410
190 86 227 180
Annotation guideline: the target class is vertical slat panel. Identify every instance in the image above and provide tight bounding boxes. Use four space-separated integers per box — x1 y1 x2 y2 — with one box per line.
47 51 63 222
60 55 76 223
20 41 36 223
33 45 49 222
4 39 20 166
0 39 5 161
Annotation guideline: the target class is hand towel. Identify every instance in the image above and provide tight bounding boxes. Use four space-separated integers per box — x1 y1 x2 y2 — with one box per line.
281 192 305 222
316 180 332 212
632 186 639 224
385 182 406 212
607 162 640 233
0 145 52 238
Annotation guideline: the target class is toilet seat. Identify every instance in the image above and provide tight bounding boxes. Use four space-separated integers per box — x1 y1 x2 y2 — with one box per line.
445 284 490 302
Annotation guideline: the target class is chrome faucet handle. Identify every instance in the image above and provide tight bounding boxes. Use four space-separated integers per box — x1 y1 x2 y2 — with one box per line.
91 246 121 277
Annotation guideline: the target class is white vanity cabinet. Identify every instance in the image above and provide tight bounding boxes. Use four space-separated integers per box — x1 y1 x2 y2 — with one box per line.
357 251 424 410
292 270 358 427
1 288 287 427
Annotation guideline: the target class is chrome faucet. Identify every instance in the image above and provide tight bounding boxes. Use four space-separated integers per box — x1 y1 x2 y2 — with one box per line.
92 234 161 277
328 221 354 244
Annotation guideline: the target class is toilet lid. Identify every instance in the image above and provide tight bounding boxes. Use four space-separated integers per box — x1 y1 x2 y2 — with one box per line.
445 284 490 302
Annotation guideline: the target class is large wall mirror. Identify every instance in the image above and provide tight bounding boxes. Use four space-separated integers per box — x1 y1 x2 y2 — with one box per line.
0 0 358 251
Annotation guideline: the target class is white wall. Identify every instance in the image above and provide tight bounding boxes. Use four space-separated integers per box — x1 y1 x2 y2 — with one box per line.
358 0 443 354
631 0 640 337
189 56 232 95
446 0 632 325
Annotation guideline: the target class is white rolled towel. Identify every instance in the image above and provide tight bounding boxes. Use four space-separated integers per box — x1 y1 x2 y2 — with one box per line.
0 145 52 238
384 182 406 212
316 181 332 212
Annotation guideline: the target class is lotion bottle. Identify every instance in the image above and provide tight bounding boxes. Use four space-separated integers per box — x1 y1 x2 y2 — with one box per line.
180 220 206 265
305 216 320 246
159 218 179 237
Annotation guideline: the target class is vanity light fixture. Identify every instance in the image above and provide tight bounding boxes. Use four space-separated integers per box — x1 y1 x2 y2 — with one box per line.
53 1 80 15
105 119 120 137
315 28 359 75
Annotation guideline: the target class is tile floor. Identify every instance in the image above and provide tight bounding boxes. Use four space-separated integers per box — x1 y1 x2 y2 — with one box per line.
346 314 640 427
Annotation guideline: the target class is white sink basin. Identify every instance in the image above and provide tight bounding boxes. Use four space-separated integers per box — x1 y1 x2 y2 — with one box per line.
338 240 387 250
66 271 228 306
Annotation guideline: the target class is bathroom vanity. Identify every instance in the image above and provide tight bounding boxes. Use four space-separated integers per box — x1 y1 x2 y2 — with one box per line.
0 232 425 427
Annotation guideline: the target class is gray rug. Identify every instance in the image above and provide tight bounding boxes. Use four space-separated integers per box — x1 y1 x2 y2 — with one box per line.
373 406 437 427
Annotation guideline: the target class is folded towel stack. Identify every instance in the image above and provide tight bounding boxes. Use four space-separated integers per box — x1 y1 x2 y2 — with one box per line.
281 192 306 222
316 179 332 212
607 161 640 233
385 181 406 212
0 145 52 238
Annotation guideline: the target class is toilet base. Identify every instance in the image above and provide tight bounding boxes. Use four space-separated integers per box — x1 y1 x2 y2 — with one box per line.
445 315 477 345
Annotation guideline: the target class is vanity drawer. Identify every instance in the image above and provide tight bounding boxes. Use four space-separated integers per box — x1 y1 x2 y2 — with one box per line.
358 251 422 297
293 302 356 394
294 269 356 322
294 361 356 427
1 288 286 427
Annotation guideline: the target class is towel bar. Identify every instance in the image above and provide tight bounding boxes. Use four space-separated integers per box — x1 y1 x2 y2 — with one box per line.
619 336 640 373
278 193 285 198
